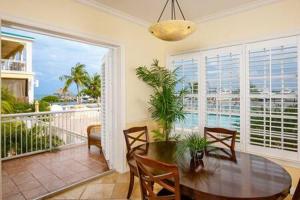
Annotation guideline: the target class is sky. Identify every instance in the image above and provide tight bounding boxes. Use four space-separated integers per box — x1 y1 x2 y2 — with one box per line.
2 27 109 99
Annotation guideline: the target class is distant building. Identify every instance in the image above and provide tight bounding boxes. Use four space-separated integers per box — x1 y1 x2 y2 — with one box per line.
1 31 35 103
54 88 75 101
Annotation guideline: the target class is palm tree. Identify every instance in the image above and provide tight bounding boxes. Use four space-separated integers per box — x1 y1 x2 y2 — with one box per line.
81 73 101 100
1 87 16 114
59 63 88 99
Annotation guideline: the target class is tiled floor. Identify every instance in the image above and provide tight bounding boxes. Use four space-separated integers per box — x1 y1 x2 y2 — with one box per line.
47 172 143 200
47 164 300 200
2 145 109 200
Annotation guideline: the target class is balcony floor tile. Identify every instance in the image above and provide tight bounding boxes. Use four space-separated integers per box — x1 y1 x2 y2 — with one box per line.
2 144 108 200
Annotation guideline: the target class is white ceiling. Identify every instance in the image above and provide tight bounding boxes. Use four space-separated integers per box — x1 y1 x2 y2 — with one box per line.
91 0 276 24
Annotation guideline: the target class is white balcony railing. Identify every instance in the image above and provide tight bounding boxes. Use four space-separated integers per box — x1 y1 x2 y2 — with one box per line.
1 107 101 160
1 59 27 72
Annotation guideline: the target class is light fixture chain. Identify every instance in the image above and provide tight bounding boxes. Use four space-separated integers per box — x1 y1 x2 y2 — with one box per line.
157 0 170 22
173 0 176 19
175 0 186 20
171 0 174 20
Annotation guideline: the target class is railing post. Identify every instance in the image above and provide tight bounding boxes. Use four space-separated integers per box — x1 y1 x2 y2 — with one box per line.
49 114 52 152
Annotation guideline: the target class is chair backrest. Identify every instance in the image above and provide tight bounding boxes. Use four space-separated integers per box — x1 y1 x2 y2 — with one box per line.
204 127 237 151
134 153 180 200
123 126 149 152
87 124 101 135
293 179 300 200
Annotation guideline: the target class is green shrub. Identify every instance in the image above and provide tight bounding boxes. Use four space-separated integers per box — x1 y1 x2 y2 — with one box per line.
39 101 50 112
41 95 60 103
1 121 64 158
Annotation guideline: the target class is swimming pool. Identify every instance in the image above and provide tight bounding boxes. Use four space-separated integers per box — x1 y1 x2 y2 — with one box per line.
175 113 240 130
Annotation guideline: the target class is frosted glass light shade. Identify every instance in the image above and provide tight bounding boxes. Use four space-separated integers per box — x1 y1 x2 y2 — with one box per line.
149 20 196 41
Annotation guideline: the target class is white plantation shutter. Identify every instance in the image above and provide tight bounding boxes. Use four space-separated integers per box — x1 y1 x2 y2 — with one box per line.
202 46 242 142
246 37 299 159
169 54 200 132
169 35 300 161
101 50 113 165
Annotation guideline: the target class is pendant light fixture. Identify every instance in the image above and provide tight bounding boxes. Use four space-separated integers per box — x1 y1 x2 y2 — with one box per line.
149 0 196 41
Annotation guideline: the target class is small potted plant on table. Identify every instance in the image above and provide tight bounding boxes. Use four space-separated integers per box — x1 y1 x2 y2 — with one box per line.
176 133 208 167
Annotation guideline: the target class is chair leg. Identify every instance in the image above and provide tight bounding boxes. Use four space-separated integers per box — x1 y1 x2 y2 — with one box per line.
127 171 134 199
88 139 91 150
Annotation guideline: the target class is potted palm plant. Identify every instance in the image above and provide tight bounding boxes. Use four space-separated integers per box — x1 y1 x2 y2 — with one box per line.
136 59 187 141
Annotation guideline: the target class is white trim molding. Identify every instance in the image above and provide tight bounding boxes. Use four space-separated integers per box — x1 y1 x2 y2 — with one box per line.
195 0 283 23
76 0 283 27
76 0 150 27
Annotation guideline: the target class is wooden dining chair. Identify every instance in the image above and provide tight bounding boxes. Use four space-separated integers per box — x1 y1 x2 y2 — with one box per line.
123 126 149 199
293 178 300 200
204 127 237 151
134 153 185 200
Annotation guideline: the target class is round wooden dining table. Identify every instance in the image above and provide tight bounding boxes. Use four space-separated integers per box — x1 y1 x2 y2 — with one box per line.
130 141 292 200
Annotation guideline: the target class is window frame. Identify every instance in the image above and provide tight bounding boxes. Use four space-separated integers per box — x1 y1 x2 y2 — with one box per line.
168 35 300 161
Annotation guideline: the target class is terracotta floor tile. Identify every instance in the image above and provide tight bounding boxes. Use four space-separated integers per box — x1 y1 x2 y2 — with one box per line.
4 166 26 176
52 168 77 179
2 179 19 197
2 144 108 199
31 168 54 179
42 179 66 192
17 179 42 192
61 173 84 185
79 169 99 179
22 186 48 200
4 193 26 200
11 172 35 185
36 174 62 186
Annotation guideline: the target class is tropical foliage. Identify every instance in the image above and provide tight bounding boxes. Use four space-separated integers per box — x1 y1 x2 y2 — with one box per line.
41 95 61 103
81 73 101 99
136 59 187 141
1 121 64 158
1 88 50 114
59 63 88 98
59 63 101 101
1 87 16 114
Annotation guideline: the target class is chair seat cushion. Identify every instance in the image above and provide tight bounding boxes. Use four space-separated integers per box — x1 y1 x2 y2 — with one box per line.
89 132 101 140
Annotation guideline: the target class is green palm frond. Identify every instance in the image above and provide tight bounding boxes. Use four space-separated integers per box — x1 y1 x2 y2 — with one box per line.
136 59 187 141
59 63 88 97
81 73 101 99
1 87 16 114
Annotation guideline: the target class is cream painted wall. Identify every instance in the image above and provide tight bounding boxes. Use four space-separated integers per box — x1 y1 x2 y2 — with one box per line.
166 0 300 54
0 0 168 125
1 0 298 127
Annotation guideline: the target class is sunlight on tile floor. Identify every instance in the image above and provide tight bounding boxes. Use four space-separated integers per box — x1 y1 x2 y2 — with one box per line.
47 172 138 200
48 164 300 200
2 145 108 200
